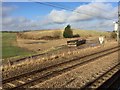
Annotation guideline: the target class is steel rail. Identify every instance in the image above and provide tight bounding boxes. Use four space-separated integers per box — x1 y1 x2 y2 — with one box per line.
81 62 120 90
3 46 120 89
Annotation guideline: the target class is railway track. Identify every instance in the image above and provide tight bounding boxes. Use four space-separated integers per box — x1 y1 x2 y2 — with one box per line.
81 62 120 90
97 67 120 89
7 52 48 65
2 46 120 89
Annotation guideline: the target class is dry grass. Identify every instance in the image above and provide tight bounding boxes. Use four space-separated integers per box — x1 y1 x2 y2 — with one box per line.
16 29 110 52
18 30 63 40
18 29 110 40
2 41 118 80
73 29 110 38
17 38 68 52
16 30 110 52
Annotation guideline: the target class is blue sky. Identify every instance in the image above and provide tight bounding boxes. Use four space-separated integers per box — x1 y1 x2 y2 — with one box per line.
3 2 90 19
2 2 118 31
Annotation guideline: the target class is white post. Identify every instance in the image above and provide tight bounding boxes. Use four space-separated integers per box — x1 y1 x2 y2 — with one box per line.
113 21 119 42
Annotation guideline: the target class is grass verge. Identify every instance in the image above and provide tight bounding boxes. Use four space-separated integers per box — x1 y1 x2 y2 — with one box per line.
2 32 35 60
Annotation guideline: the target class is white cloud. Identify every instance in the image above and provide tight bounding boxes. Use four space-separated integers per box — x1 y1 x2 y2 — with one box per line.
71 3 117 20
48 9 68 23
45 2 117 31
2 17 44 30
47 2 117 23
2 2 118 31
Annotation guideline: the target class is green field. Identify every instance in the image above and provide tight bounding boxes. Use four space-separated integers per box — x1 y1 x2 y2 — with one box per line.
2 32 34 59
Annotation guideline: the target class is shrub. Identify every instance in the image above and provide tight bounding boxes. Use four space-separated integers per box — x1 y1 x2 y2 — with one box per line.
40 36 54 40
88 34 92 37
73 34 80 38
63 25 73 38
52 31 62 39
110 31 117 39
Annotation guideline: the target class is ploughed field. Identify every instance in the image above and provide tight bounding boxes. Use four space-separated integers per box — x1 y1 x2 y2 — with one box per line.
2 41 119 89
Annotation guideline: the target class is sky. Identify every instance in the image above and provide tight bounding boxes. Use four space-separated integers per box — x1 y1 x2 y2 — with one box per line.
1 1 119 31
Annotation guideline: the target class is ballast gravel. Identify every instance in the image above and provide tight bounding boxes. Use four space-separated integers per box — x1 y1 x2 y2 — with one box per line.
31 51 119 88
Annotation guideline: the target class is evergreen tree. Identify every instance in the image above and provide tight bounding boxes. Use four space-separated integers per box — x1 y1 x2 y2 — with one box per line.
63 25 73 38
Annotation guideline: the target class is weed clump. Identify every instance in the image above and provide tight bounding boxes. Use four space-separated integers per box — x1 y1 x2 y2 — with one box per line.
110 31 117 39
